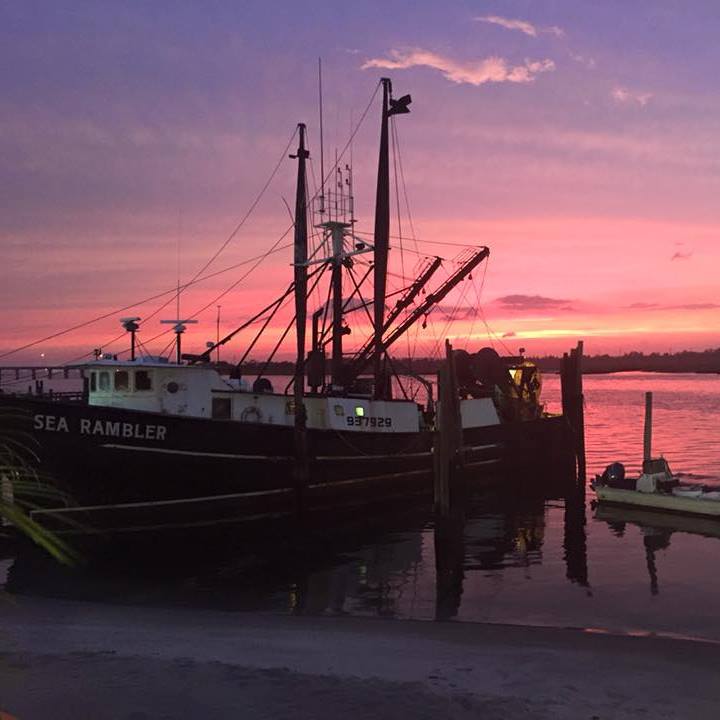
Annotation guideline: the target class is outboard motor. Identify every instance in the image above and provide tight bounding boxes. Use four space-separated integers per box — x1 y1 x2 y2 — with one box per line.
600 462 634 490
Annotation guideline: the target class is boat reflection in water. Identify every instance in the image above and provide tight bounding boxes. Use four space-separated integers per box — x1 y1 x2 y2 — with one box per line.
595 503 720 596
5 466 583 623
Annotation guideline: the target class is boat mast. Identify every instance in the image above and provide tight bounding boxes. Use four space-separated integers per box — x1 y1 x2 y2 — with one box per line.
372 78 411 398
291 123 310 487
291 125 309 406
330 222 345 388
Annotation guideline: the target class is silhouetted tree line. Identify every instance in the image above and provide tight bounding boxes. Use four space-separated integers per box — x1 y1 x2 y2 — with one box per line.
533 348 720 374
229 348 720 376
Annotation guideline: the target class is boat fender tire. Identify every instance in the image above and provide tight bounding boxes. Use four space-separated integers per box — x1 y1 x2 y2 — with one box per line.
240 406 263 423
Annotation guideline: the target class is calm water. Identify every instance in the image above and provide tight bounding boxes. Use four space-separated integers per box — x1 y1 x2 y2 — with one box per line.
3 372 720 640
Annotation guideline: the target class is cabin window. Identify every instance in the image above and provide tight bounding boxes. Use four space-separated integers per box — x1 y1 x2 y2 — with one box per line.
354 406 365 417
212 397 231 419
135 370 153 391
90 372 97 392
98 372 110 391
115 370 129 391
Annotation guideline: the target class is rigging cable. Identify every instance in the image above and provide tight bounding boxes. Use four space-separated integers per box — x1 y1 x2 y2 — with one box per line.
116 223 296 358
97 127 300 353
390 116 412 363
0 127 299 364
94 128 300 357
431 261 474 358
309 81 380 207
469 253 514 356
13 84 382 367
465 254 488 348
0 241 292 363
392 119 423 362
190 127 298 283
254 265 328 381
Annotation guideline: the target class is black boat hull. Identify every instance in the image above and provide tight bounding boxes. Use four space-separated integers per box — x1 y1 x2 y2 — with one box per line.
0 395 573 535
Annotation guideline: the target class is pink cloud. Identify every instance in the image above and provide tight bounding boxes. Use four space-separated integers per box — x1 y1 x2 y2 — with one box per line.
362 49 555 87
474 15 564 38
612 87 653 106
495 294 573 311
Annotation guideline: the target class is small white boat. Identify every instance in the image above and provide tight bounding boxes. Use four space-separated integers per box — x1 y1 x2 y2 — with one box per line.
592 459 720 519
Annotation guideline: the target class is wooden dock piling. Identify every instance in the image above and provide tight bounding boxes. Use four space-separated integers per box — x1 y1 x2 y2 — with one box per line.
560 341 586 484
434 341 462 516
643 391 653 462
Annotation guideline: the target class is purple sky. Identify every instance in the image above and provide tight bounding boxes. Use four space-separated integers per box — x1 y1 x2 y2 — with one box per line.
2 1 719 362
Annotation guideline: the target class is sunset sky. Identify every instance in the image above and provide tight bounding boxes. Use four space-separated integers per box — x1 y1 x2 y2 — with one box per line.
2 1 719 364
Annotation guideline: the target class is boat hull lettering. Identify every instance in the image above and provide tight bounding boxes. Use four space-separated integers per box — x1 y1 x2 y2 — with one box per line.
33 413 167 441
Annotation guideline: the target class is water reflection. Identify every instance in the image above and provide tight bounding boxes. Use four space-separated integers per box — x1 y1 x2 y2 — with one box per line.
434 507 465 621
10 474 720 639
595 504 720 597
564 486 589 588
4 475 582 621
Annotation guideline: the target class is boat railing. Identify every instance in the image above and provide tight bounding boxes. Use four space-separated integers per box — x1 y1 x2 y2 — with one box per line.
4 390 87 403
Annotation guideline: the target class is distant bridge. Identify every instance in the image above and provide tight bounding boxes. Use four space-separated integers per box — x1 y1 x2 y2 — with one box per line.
0 365 86 384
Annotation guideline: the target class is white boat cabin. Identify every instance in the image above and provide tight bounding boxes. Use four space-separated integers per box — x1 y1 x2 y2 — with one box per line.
86 359 500 433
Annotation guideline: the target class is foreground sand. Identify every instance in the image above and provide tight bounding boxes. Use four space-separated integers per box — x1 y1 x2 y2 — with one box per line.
1 592 719 719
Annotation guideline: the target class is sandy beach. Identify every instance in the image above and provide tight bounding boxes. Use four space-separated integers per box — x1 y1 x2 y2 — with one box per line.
1 591 720 719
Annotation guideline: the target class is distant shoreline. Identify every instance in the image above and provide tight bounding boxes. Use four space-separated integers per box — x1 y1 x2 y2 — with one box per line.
233 349 720 377
1 349 718 380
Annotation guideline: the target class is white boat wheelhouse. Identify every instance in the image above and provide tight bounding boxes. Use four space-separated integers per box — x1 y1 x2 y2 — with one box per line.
86 359 500 433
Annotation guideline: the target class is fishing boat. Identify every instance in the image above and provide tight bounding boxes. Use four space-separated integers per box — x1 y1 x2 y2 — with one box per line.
0 78 573 536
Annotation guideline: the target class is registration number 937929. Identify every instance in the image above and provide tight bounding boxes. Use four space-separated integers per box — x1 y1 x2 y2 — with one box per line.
345 415 393 428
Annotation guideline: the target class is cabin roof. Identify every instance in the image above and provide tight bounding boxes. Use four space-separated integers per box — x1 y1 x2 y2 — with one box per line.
85 359 199 370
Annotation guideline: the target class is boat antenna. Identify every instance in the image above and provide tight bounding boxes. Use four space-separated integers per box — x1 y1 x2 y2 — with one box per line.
176 210 182 321
216 304 221 363
318 57 326 215
160 319 198 364
120 317 141 361
349 108 355 226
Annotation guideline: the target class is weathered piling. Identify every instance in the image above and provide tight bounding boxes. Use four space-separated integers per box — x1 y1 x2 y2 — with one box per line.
433 340 467 618
560 341 589 586
560 341 586 485
433 341 462 516
434 503 466 620
434 366 451 515
643 391 653 462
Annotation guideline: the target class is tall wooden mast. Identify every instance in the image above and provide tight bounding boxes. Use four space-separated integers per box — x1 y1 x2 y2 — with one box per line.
372 78 410 398
291 124 309 487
